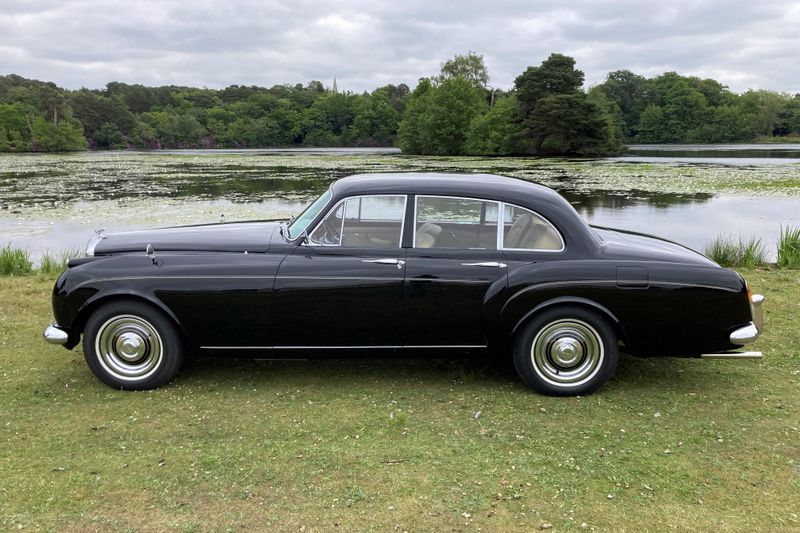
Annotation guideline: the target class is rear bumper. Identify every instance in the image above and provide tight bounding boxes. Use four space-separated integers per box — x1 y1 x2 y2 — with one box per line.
729 294 765 346
43 324 70 345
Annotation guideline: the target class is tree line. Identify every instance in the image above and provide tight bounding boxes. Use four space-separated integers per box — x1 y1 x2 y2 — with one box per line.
1 52 798 155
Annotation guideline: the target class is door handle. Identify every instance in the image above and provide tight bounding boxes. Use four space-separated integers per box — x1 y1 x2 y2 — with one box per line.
461 261 507 269
362 258 406 269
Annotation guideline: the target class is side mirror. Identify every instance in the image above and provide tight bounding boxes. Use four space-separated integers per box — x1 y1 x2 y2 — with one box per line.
299 231 309 245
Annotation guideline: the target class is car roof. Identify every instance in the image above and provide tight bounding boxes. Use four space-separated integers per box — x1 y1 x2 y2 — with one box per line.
329 172 564 206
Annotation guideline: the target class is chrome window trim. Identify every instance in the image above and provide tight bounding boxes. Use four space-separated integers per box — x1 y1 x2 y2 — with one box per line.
412 195 566 253
413 195 501 251
286 189 333 240
304 194 407 248
499 202 565 253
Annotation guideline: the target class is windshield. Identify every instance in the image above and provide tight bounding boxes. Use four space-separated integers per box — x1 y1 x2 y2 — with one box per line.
286 190 332 239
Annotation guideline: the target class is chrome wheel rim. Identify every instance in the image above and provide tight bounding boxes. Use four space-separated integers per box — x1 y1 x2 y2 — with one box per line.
95 315 163 381
531 319 604 387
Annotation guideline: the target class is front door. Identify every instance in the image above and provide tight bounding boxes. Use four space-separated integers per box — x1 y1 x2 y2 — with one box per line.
272 194 408 349
404 195 508 348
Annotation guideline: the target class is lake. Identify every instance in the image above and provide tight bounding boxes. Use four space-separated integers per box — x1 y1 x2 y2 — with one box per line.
1 145 798 262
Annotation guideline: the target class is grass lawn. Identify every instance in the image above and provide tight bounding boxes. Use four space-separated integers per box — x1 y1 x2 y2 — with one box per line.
1 269 798 531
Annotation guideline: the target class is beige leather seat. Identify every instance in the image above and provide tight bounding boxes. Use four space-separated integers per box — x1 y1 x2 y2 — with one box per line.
504 213 534 248
415 222 442 248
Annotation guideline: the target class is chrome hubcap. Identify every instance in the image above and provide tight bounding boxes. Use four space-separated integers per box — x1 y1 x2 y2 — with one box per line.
95 315 163 381
531 319 604 386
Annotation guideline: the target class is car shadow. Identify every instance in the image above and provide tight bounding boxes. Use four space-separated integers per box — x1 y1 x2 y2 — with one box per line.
176 352 729 395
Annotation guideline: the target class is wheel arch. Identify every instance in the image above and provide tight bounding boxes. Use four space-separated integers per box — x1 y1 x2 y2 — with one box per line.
73 290 188 343
506 296 625 348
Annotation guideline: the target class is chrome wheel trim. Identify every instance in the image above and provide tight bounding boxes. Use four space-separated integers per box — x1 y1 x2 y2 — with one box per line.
95 314 163 382
530 318 604 387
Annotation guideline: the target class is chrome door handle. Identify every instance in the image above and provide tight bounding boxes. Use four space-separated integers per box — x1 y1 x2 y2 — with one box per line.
362 258 406 269
461 261 507 269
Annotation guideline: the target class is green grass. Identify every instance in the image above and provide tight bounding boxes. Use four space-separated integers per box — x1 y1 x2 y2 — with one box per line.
703 235 767 268
777 225 800 268
0 244 33 275
0 270 798 531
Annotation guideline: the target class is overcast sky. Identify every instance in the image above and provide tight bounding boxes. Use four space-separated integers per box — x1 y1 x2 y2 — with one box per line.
1 0 798 94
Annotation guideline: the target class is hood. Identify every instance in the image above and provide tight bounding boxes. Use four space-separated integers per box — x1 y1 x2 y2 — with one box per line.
592 226 717 266
91 221 282 255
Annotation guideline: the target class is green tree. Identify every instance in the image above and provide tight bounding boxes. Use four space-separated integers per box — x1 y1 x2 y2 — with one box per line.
464 96 523 155
436 51 490 90
515 53 585 116
514 54 620 155
92 122 125 148
398 78 484 155
595 70 649 136
349 90 399 146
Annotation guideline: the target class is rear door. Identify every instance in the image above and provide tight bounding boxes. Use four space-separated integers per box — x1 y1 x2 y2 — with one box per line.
403 195 508 348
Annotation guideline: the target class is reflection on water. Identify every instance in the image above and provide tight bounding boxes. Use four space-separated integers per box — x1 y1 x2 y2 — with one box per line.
1 148 798 263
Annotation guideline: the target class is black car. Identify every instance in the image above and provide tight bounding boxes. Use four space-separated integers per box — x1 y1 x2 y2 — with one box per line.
44 173 765 395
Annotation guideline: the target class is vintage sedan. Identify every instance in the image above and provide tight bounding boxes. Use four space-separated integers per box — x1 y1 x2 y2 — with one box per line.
43 173 765 395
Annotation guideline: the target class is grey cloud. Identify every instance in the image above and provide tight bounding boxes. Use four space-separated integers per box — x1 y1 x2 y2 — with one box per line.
0 0 797 93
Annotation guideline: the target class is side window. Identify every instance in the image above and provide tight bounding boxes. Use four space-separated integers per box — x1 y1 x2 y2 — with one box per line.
309 195 405 247
415 196 498 250
501 204 564 251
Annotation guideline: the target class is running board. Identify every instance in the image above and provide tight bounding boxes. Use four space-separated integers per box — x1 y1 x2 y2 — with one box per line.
700 351 762 360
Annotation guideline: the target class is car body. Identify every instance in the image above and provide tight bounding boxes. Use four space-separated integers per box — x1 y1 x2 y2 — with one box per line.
44 173 765 395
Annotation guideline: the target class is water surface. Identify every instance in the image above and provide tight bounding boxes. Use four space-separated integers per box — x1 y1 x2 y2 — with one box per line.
1 147 798 262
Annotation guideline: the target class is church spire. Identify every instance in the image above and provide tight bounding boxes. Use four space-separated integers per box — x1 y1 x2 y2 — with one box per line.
331 76 338 94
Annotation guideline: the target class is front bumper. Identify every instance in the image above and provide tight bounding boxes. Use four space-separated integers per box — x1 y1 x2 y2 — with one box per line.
729 294 765 346
43 324 70 345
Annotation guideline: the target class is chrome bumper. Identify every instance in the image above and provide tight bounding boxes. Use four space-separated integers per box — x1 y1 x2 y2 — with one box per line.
729 293 765 346
43 324 69 345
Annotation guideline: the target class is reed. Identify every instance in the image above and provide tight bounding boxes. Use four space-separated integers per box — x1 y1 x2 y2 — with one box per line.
704 235 766 268
777 225 800 268
0 245 33 275
38 248 81 275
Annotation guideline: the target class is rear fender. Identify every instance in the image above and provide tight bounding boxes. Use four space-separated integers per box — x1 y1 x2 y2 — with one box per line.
503 295 622 348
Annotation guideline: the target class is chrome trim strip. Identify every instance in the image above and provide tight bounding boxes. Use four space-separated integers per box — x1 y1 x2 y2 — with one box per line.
279 276 402 280
201 344 488 350
404 344 487 349
201 346 273 350
85 235 104 257
407 278 488 284
73 275 275 290
730 322 760 345
461 261 507 268
701 351 762 359
43 324 69 345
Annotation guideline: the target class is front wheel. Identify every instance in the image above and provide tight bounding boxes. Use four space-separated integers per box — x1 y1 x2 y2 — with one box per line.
513 306 618 396
83 300 184 390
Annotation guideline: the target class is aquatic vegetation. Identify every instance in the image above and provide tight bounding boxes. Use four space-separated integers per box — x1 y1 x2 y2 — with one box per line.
777 225 800 268
0 245 32 275
704 236 766 268
0 150 798 264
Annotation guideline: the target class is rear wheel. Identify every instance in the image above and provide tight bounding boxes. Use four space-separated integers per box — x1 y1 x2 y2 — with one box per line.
83 300 183 390
513 306 618 396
